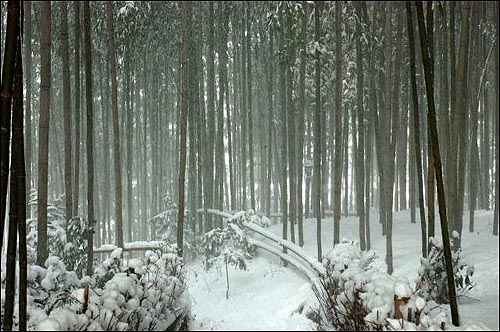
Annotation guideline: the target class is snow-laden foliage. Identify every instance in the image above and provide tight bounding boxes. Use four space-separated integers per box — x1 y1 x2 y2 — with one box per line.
27 213 89 278
94 248 124 289
229 209 271 228
200 222 255 271
64 217 89 277
89 246 190 331
200 220 256 299
416 236 475 304
27 193 67 264
20 243 190 331
312 241 454 331
26 256 82 330
147 195 197 258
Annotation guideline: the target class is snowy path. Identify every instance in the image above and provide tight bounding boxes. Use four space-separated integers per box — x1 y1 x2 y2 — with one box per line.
186 209 498 330
186 253 316 330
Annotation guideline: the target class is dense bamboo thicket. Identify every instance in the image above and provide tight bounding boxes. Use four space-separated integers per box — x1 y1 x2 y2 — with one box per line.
1 1 498 330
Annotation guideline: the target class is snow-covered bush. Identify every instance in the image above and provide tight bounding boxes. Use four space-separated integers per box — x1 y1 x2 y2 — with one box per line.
89 244 190 330
229 209 271 228
148 196 197 259
312 242 385 331
27 217 67 265
26 193 68 264
416 236 475 304
26 190 91 276
201 222 255 271
27 256 82 330
200 222 256 299
26 243 190 331
94 248 124 289
64 217 89 277
312 241 454 331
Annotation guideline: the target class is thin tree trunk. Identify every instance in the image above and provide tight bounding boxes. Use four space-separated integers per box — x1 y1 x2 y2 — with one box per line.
97 56 109 244
480 2 489 211
188 5 197 236
446 0 456 231
106 0 124 248
83 0 94 275
407 1 427 257
61 1 73 224
125 53 133 242
204 1 215 230
286 10 296 244
0 0 19 251
266 29 274 217
177 1 190 257
36 1 51 266
314 1 322 261
468 5 480 233
216 3 228 222
279 9 288 259
355 2 366 250
305 119 312 219
296 4 308 247
333 1 343 246
227 22 236 212
142 62 148 240
409 74 417 225
197 23 205 234
73 1 81 216
240 10 248 211
14 35 27 330
198 26 208 234
398 74 409 212
453 1 472 248
247 4 255 211
343 97 349 217
24 1 32 218
365 1 378 251
3 11 22 330
416 2 460 325
426 0 435 247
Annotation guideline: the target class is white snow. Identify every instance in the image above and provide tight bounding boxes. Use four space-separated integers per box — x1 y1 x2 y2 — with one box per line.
187 208 498 330
110 248 123 259
394 280 411 298
187 254 315 330
36 318 61 331
269 209 499 330
2 208 497 330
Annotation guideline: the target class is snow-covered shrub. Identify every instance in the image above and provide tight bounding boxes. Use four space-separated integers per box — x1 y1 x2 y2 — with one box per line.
148 196 197 259
416 236 475 304
26 191 90 276
201 222 255 271
312 241 453 331
229 209 271 228
29 243 191 331
26 193 68 264
312 242 385 331
90 244 190 330
64 217 89 277
94 248 124 289
27 256 82 330
200 222 256 299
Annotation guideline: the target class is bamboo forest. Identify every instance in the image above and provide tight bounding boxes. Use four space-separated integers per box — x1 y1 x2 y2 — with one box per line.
1 1 499 330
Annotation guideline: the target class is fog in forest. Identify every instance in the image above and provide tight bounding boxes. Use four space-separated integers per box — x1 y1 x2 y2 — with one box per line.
1 1 499 330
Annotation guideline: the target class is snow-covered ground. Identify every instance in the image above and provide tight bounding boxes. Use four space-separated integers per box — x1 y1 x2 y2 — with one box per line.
186 209 499 330
187 253 315 330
